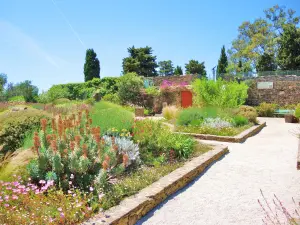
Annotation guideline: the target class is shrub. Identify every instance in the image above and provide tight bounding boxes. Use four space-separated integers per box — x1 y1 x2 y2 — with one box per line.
237 105 258 123
0 178 95 224
133 120 196 161
53 98 70 105
177 107 218 126
90 101 134 134
202 117 232 129
232 115 249 127
0 109 50 152
192 78 248 107
256 102 277 117
8 96 25 102
27 110 138 192
84 98 96 105
102 93 121 104
118 73 143 104
44 85 71 103
162 105 179 121
145 86 161 97
295 104 300 118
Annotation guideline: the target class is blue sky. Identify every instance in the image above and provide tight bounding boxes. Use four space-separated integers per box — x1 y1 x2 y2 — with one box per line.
1 0 300 91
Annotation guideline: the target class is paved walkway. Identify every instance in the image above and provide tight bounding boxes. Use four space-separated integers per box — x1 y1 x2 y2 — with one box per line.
136 118 300 225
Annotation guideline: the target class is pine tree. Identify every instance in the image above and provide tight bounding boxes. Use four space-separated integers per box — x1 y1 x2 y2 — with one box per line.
84 49 100 82
174 66 183 76
217 46 228 78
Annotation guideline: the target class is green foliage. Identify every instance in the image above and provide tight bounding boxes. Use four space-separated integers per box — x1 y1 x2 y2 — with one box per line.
0 109 50 152
90 101 134 133
177 124 252 136
133 120 196 161
158 60 174 76
256 102 277 117
177 107 218 126
5 80 38 102
122 46 158 77
53 98 70 105
84 49 100 81
228 4 300 72
8 95 25 102
118 73 143 104
43 85 70 103
42 78 120 103
256 52 277 72
277 24 300 70
0 179 95 224
185 60 207 78
162 106 179 121
145 86 160 97
294 104 300 118
232 115 249 127
0 73 7 94
102 93 121 104
84 98 96 105
192 78 248 108
174 65 183 76
217 45 228 77
237 105 258 123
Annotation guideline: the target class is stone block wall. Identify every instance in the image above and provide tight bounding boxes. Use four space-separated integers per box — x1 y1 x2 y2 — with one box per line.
247 75 300 106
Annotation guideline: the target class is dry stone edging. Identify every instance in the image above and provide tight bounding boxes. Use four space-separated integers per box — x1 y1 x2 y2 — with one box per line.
82 144 229 225
175 122 266 143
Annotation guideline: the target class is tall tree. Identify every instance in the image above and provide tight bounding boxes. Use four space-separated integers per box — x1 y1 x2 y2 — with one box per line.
174 66 183 76
122 46 158 77
277 24 300 70
256 52 277 72
217 46 228 77
158 60 174 76
0 73 7 93
185 60 207 78
5 80 38 102
228 5 300 72
84 49 100 82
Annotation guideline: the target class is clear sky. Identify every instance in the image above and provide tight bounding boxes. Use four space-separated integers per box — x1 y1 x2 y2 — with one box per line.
1 0 300 91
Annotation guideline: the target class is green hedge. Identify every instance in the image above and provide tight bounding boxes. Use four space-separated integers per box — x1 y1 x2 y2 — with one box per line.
43 77 120 102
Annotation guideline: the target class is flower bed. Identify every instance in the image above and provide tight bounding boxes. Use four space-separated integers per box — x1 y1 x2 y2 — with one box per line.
0 102 212 224
169 106 258 137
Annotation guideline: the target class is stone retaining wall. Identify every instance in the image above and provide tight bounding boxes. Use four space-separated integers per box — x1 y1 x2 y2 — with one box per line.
83 144 229 225
151 74 198 86
247 75 300 106
175 122 266 143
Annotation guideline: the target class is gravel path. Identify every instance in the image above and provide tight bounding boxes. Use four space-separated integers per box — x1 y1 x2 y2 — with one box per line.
136 118 300 225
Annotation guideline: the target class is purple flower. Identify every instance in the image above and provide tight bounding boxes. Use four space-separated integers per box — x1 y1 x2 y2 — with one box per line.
60 212 65 218
4 204 9 207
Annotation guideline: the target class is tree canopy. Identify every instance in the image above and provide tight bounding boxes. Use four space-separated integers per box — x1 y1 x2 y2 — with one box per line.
174 66 183 76
228 5 300 73
185 60 207 78
122 46 158 77
84 49 100 82
277 24 300 70
158 60 174 76
217 46 228 77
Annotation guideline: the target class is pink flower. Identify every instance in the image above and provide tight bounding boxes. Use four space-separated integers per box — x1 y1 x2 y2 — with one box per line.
87 207 92 211
57 207 62 212
12 195 18 200
39 180 46 184
89 187 94 192
4 195 9 200
4 204 9 207
60 212 65 218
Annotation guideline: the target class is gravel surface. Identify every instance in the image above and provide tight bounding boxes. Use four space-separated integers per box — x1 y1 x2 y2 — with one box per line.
136 118 300 225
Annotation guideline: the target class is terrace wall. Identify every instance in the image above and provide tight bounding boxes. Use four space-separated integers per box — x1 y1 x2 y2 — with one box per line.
151 74 198 86
247 75 300 106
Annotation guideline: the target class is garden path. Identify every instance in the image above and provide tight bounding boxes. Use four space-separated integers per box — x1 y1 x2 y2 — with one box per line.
136 118 300 225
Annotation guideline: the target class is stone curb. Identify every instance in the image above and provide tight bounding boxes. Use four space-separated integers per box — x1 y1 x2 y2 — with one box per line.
297 139 300 170
174 122 266 143
83 144 229 225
